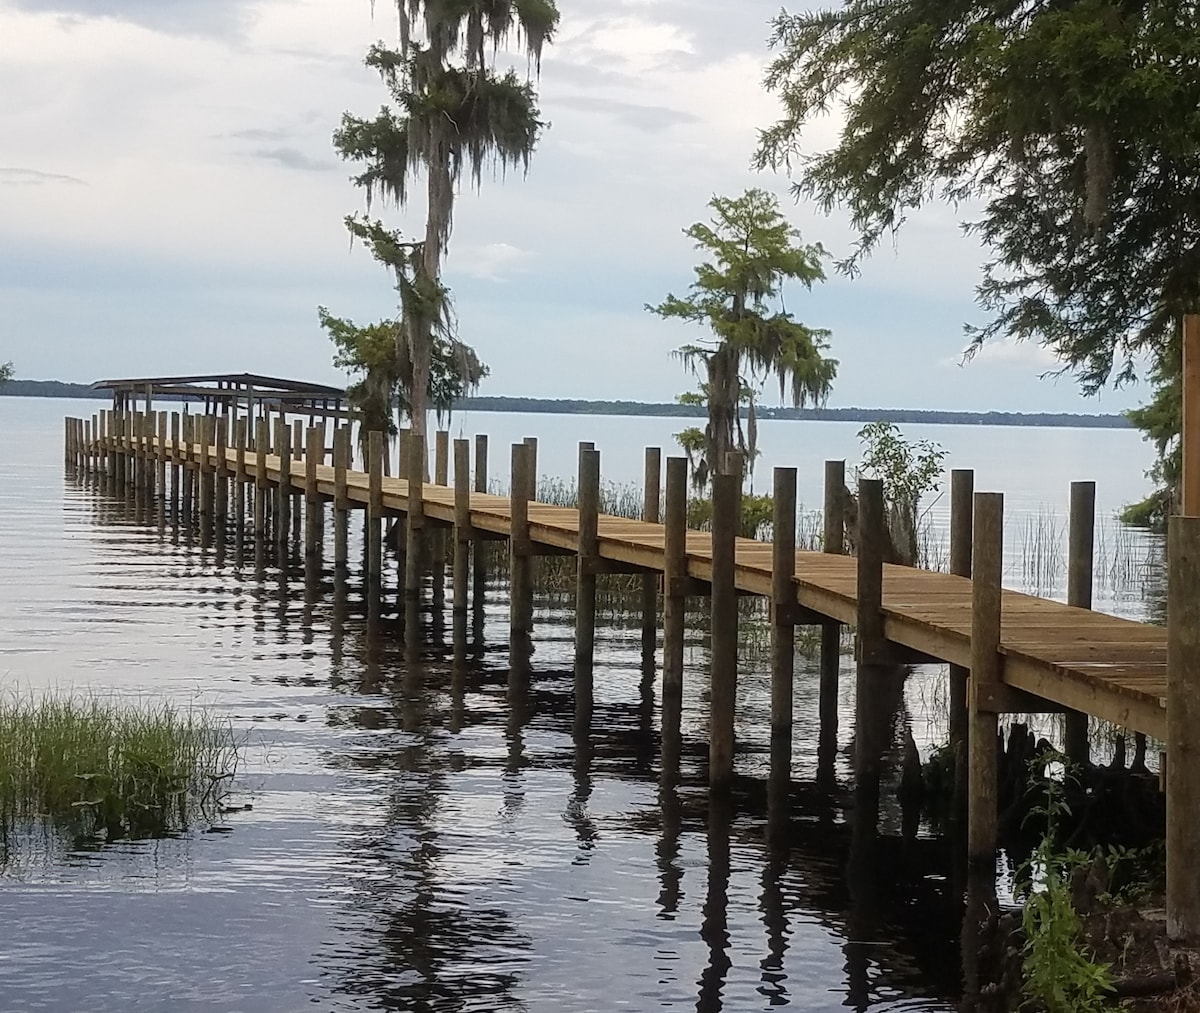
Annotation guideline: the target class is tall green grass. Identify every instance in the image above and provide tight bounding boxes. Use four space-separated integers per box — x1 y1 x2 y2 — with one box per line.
0 689 240 846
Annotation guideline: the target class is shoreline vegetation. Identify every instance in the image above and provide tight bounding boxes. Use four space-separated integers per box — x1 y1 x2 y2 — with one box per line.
3 380 1132 429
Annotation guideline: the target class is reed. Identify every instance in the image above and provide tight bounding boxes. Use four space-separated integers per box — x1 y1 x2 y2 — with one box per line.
0 689 240 845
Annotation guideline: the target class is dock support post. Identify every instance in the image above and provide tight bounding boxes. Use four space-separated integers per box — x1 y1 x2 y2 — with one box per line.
276 420 291 552
254 419 269 539
214 416 229 526
1065 480 1096 766
949 469 975 758
169 413 180 514
709 469 740 790
453 439 471 614
575 445 601 729
968 492 1004 879
854 478 889 812
405 433 426 599
234 418 247 533
290 419 303 547
156 412 168 501
472 434 489 609
662 457 688 734
509 442 535 668
1167 514 1200 942
771 467 798 754
198 415 213 521
333 426 349 571
820 461 845 762
305 426 322 561
432 430 449 608
641 447 662 663
368 430 383 582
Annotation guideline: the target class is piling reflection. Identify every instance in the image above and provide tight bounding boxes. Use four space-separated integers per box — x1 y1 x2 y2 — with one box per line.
696 794 732 1012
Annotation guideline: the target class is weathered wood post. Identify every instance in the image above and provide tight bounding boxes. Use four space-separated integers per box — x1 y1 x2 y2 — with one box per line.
968 492 1004 879
405 433 426 599
641 447 662 661
771 467 798 753
453 438 471 615
276 420 292 551
575 445 601 728
662 457 688 731
524 437 539 498
156 412 168 500
1064 480 1096 765
1167 513 1200 942
305 426 322 560
254 418 270 539
820 461 845 749
333 426 350 571
432 430 450 607
234 417 247 531
214 416 229 526
472 434 489 608
368 430 384 581
709 468 740 790
290 419 303 546
509 442 535 667
854 478 888 802
949 469 975 756
198 414 213 522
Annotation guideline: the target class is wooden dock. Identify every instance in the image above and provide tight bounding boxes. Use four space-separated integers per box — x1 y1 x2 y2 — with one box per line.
64 402 1200 936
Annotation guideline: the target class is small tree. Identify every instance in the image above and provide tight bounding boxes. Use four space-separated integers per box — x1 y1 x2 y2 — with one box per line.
0 362 12 386
648 188 837 488
855 421 947 567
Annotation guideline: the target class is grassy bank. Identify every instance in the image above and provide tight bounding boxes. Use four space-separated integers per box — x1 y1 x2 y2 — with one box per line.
0 689 240 845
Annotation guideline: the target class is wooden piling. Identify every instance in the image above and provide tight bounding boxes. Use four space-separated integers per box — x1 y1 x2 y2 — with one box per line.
453 438 471 614
254 419 269 537
575 445 601 724
949 469 975 753
853 478 889 807
405 432 426 598
197 415 213 519
1183 315 1200 516
472 434 489 608
234 417 247 528
771 467 798 747
663 458 688 725
509 442 535 666
968 492 1004 877
291 419 303 546
214 416 229 525
641 447 662 660
1065 480 1096 765
709 470 740 790
305 426 321 560
368 430 383 580
276 420 291 549
1167 514 1200 942
820 461 845 743
156 412 168 499
333 426 350 570
432 431 449 606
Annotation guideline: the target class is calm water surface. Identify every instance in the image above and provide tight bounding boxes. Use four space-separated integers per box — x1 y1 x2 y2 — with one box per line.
0 398 1163 1011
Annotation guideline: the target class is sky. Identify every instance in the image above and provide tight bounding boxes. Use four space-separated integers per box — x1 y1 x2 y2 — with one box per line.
0 0 1151 413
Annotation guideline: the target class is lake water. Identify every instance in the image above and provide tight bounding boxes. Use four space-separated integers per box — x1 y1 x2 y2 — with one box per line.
0 397 1164 1011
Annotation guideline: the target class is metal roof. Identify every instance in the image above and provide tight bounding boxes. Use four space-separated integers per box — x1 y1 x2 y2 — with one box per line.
91 373 345 399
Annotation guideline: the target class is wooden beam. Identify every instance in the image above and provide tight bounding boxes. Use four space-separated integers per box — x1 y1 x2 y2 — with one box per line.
1184 314 1200 516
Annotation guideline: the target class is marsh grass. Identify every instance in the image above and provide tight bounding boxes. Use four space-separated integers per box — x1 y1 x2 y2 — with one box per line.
0 689 240 848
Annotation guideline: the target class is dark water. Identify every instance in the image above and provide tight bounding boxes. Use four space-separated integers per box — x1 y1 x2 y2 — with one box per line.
0 398 1057 1011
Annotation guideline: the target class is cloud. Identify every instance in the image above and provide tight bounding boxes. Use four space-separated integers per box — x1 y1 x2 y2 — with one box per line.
939 336 1062 370
247 147 336 173
453 242 530 282
548 94 698 132
0 167 85 186
4 0 253 37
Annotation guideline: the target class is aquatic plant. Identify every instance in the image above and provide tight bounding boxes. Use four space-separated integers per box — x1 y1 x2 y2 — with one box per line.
0 689 240 846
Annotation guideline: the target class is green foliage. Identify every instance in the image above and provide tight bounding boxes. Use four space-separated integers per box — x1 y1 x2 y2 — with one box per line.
757 1 1200 510
855 421 947 566
0 689 240 847
1018 749 1118 1013
0 361 11 386
649 189 836 488
687 493 775 539
332 1 558 436
319 306 487 448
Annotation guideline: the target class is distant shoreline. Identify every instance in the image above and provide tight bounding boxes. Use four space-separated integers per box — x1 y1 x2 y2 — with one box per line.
2 381 1134 430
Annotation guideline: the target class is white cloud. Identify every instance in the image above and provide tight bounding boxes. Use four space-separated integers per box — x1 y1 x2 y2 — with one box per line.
938 336 1061 370
452 242 530 282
